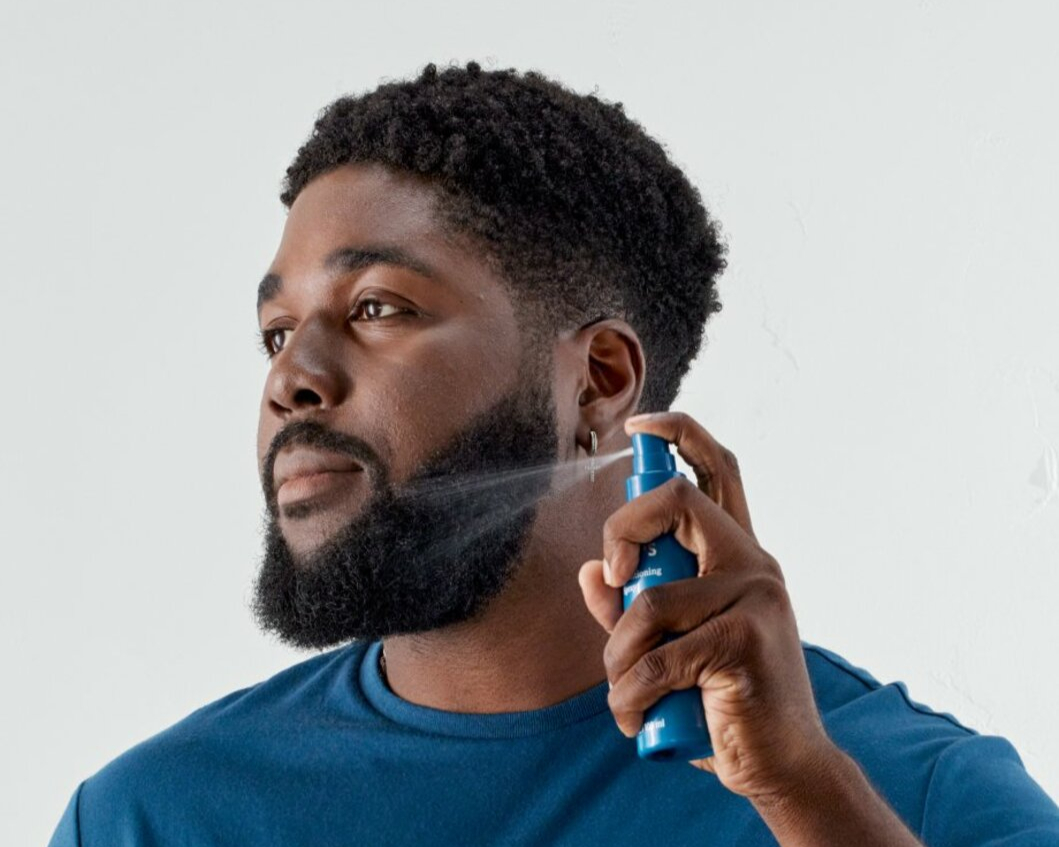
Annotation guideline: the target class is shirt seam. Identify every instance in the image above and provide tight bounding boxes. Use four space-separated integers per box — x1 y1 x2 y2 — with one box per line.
917 734 950 841
802 643 879 693
802 643 977 735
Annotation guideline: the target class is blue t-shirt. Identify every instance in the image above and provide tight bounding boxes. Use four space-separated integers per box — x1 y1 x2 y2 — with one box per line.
48 639 1059 846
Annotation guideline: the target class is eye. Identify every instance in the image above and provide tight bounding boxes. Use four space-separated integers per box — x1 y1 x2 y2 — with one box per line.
350 296 409 322
257 328 287 359
256 297 415 359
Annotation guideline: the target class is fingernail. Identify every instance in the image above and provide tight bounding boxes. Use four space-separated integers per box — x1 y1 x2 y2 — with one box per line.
602 558 613 586
607 680 613 690
626 413 655 424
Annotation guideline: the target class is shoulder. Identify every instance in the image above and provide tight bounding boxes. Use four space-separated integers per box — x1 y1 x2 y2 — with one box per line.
801 640 973 732
798 641 1059 840
800 638 978 768
798 639 976 828
80 641 366 799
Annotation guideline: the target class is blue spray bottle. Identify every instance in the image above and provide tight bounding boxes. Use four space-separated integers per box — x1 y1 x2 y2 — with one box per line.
622 432 714 761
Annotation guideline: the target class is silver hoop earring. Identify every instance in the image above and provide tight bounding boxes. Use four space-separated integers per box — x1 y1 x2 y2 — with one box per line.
589 429 598 483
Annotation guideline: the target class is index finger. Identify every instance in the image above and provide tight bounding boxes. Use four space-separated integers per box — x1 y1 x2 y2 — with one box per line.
624 410 755 541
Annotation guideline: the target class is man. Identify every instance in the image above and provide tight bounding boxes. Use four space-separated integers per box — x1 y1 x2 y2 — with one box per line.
49 61 1058 846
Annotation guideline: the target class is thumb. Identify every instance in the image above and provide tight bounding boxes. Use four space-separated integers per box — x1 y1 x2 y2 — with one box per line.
578 559 623 634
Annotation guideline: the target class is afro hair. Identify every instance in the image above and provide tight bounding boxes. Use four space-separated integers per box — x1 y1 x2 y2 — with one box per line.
280 60 727 413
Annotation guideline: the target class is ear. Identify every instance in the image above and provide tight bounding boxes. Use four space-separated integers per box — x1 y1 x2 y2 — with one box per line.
566 318 645 454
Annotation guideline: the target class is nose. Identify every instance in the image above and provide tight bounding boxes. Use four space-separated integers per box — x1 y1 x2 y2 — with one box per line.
263 315 351 416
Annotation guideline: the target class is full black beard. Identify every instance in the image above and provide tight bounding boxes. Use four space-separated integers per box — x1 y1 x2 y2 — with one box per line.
250 377 560 649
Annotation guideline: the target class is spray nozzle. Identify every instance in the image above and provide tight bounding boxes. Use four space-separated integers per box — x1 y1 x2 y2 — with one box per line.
631 432 677 475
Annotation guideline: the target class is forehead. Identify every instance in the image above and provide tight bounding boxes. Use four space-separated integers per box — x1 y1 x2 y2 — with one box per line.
272 162 469 278
282 162 439 247
265 162 515 323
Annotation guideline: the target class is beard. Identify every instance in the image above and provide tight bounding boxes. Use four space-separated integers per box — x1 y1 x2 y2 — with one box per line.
250 373 560 650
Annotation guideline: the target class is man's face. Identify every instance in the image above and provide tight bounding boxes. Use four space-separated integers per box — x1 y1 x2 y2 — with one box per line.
253 162 560 648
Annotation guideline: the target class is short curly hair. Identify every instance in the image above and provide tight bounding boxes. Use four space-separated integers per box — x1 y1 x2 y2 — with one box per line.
281 60 727 413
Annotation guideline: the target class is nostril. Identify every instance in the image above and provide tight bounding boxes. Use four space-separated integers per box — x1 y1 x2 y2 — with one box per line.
292 387 323 406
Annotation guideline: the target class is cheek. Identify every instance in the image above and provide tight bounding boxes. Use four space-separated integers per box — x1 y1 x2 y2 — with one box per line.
547 342 583 460
370 326 519 480
553 400 579 461
256 394 272 467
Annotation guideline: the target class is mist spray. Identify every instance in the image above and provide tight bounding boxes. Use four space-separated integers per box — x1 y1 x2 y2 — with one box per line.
621 432 714 762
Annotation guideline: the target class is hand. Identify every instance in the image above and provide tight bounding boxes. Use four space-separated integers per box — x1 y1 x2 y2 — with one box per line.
578 410 838 802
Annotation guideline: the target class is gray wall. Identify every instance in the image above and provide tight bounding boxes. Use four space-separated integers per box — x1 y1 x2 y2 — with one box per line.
2 1 1056 844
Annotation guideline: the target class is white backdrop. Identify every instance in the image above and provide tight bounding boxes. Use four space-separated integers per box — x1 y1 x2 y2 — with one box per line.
2 1 1057 844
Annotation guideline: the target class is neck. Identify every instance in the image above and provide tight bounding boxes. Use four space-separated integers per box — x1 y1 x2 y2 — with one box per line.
376 486 616 713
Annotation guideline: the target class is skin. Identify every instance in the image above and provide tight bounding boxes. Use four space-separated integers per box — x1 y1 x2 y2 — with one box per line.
256 160 925 845
256 161 642 712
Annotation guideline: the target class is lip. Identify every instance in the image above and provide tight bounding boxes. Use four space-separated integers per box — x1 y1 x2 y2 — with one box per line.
274 446 363 499
274 446 362 489
277 469 362 507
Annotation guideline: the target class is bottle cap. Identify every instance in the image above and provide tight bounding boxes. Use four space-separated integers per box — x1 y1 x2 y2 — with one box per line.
631 432 677 475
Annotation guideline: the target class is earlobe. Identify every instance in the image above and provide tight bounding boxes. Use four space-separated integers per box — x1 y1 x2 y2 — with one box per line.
573 425 594 454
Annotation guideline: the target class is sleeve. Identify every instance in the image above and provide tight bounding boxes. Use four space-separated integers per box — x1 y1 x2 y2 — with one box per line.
46 781 84 847
920 734 1059 846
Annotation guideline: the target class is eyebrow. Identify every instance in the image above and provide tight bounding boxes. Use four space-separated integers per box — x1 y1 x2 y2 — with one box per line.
256 244 439 315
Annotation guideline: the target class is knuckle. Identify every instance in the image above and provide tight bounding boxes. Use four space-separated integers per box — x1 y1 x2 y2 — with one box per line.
658 477 693 516
731 667 756 700
755 575 789 609
760 551 784 582
632 584 665 620
601 638 620 676
607 688 634 726
673 475 698 506
632 649 669 688
733 610 771 664
672 410 692 432
717 611 750 657
721 448 741 478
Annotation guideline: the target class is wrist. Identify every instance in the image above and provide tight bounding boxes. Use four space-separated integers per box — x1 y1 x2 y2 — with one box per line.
750 741 856 823
747 741 925 847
